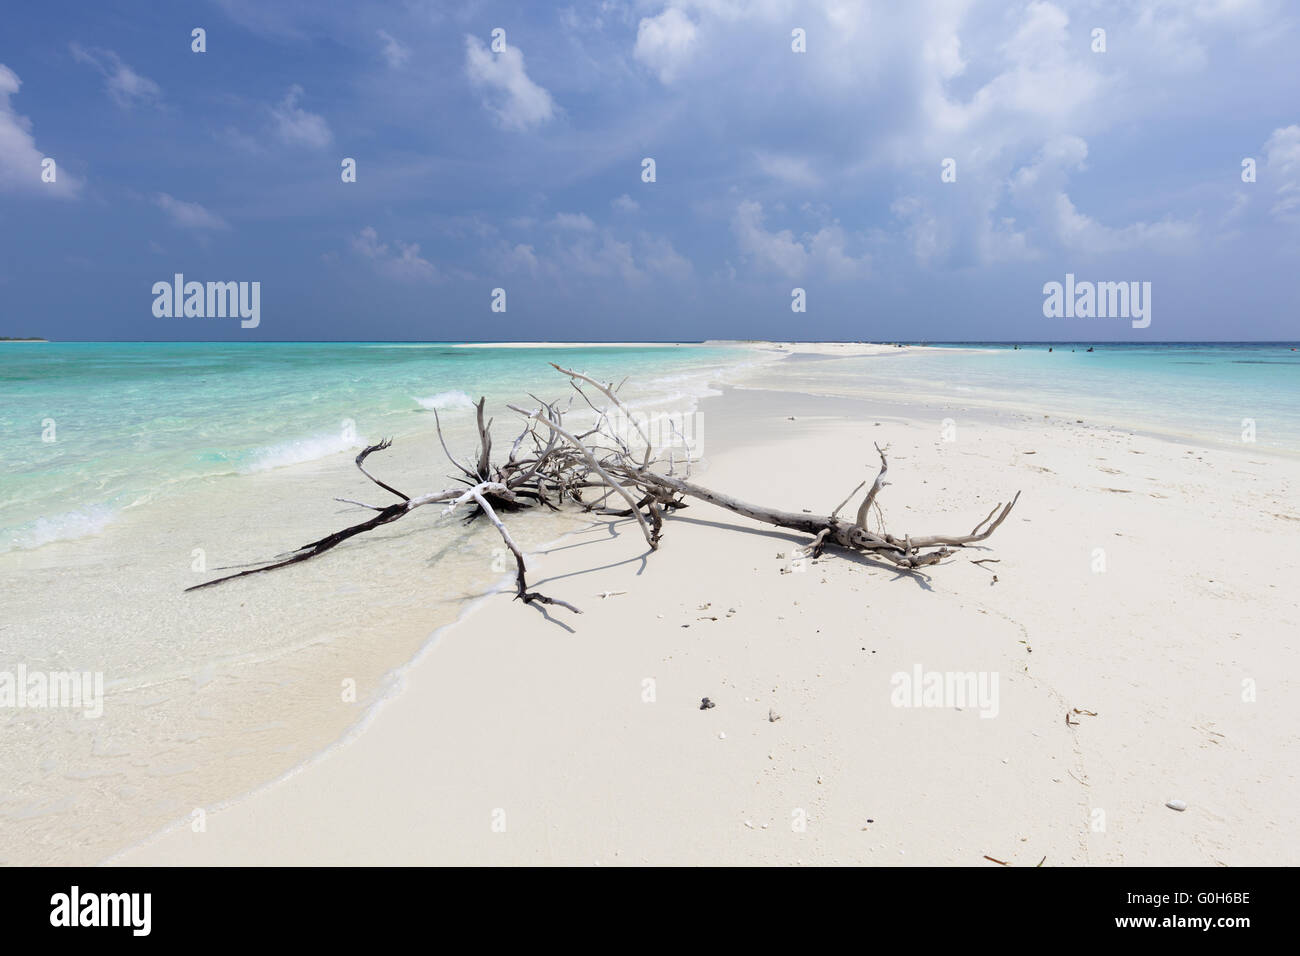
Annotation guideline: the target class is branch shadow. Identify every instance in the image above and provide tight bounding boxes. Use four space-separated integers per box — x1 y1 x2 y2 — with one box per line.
522 597 579 633
661 514 940 591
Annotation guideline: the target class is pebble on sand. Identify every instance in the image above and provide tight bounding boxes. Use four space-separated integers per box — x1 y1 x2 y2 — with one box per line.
1166 799 1188 811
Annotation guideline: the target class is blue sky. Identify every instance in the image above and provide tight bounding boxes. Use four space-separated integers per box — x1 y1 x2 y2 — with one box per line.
2 0 1298 341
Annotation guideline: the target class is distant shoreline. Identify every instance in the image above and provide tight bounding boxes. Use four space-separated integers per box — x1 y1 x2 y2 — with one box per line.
10 339 1299 346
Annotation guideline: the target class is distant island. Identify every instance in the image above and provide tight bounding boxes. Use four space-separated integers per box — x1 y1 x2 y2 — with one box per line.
0 336 47 342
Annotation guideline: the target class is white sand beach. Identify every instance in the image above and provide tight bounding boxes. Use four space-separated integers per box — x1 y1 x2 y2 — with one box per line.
110 368 1300 867
452 341 699 349
452 342 913 356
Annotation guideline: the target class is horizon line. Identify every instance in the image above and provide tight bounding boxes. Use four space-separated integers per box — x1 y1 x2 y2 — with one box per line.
8 339 1300 346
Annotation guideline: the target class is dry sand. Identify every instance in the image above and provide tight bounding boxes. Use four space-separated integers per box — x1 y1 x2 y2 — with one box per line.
452 341 697 349
110 381 1300 866
452 341 915 356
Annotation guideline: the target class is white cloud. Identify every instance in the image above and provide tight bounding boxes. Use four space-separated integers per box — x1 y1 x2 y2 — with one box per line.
1052 194 1195 254
754 152 820 188
890 196 951 266
807 227 872 280
1008 136 1196 254
351 226 439 282
0 64 80 198
639 233 693 280
464 35 557 131
70 44 161 109
1130 4 1210 74
634 7 699 84
612 194 640 212
931 3 1106 149
732 200 807 277
731 200 868 279
551 212 597 230
377 29 411 68
154 194 229 230
497 241 541 276
1263 125 1300 223
1220 190 1249 230
551 231 641 281
270 85 333 149
495 218 689 283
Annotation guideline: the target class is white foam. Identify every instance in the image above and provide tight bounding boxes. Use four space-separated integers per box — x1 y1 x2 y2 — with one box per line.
240 432 363 473
3 504 117 551
414 390 474 410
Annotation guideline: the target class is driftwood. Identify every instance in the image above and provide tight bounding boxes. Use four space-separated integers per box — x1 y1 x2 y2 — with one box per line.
188 365 1021 614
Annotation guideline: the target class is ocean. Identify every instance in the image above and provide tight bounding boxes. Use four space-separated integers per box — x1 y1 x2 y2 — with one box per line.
5 341 1297 555
0 342 754 553
745 342 1300 454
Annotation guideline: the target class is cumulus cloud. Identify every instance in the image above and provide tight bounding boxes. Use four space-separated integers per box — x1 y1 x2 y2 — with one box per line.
639 233 693 280
1263 125 1300 223
754 152 821 188
890 196 950 266
1219 189 1249 231
464 35 557 131
627 1 1140 272
495 218 690 282
551 212 597 230
550 230 641 281
1008 136 1196 254
497 241 541 276
154 194 229 230
731 200 869 279
377 29 411 68
70 44 161 109
731 200 809 277
351 226 439 282
0 64 80 198
270 85 333 148
611 194 640 213
914 2 1108 162
1051 194 1196 254
634 7 698 84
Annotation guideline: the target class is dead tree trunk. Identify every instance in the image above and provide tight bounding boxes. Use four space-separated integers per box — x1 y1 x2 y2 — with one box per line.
188 365 1021 614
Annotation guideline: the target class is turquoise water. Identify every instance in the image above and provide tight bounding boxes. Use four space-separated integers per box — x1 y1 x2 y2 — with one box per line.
751 343 1300 453
3 341 1298 552
0 343 753 552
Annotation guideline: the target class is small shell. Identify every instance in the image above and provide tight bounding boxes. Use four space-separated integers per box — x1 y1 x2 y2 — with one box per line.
1166 799 1187 812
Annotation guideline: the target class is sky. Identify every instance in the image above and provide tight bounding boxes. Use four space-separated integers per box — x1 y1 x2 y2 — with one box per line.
1 0 1298 342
